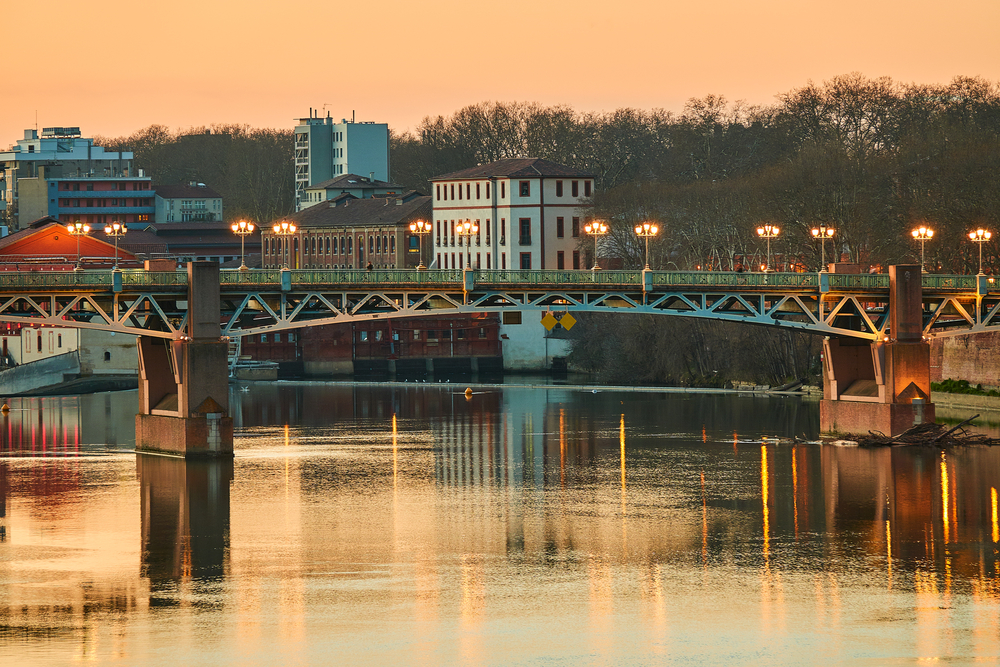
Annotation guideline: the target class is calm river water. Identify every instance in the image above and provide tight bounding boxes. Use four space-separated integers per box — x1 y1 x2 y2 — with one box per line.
1 383 999 665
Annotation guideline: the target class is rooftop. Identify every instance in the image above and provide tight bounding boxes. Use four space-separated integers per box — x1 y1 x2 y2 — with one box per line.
154 183 223 199
305 174 402 191
281 194 431 230
431 158 595 181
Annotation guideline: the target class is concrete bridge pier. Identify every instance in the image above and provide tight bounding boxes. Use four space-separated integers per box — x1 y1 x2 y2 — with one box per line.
820 265 935 436
135 262 233 458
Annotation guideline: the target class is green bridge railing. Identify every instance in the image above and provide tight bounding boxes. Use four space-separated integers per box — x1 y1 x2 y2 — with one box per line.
0 268 993 292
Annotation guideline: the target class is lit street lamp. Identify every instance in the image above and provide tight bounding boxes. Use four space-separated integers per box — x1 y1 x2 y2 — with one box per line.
911 226 934 272
408 219 432 270
271 220 297 269
756 224 780 272
634 222 659 270
810 225 835 272
584 220 609 270
455 219 479 269
969 228 992 275
103 220 127 270
67 220 90 271
231 219 255 271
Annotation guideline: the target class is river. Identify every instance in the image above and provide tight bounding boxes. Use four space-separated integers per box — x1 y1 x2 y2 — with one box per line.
1 383 999 665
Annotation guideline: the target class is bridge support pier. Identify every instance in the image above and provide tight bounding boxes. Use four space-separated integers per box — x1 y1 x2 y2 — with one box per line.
820 265 935 436
136 262 233 458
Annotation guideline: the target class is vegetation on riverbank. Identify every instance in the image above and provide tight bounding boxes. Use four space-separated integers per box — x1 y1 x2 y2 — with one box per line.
931 378 1000 397
566 313 819 387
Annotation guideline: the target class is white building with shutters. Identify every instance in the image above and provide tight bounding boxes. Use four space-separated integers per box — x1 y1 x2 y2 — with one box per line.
429 158 595 271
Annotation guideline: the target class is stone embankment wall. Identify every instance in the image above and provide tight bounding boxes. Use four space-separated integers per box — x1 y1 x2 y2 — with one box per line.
930 331 1000 389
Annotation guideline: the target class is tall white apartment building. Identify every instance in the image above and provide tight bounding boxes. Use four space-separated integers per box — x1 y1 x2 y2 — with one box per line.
429 158 594 270
293 109 389 211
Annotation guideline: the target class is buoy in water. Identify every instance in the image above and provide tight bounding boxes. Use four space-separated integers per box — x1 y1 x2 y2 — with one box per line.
465 387 473 397
1 403 9 413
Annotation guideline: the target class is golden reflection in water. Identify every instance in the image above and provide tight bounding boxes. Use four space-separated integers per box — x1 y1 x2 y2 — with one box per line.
642 563 668 656
413 556 441 666
733 431 738 455
620 413 627 556
284 423 290 497
940 453 950 545
701 470 708 569
588 556 614 657
392 413 398 493
761 445 770 563
886 519 893 590
559 408 566 488
702 425 706 444
791 446 799 538
915 569 941 660
992 487 998 543
460 555 485 665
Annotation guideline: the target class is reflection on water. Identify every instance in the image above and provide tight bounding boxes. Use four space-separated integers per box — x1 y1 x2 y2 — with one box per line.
1 383 999 664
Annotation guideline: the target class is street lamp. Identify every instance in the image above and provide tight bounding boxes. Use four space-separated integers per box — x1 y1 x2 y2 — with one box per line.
455 219 479 269
271 220 297 269
634 222 659 270
810 225 835 272
103 220 127 270
756 224 780 272
231 219 255 271
969 228 992 275
408 219 432 270
584 220 609 270
67 220 90 271
911 226 934 272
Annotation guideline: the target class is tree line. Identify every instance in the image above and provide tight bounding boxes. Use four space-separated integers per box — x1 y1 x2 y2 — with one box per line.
97 124 294 224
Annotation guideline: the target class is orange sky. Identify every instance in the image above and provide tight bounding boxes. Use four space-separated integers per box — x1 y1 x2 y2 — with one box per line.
5 0 999 145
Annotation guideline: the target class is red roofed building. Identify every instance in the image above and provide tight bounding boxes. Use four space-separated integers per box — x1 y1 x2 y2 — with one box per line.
0 217 165 270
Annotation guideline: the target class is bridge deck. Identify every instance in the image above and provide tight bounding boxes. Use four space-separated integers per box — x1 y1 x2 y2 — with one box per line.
0 269 993 342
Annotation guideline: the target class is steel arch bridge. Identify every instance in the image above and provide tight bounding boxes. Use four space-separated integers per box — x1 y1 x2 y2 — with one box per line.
0 268 996 342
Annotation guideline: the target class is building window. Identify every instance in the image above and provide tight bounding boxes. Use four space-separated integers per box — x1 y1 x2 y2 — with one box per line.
501 182 505 199
572 180 579 197
466 183 471 199
573 251 580 269
519 181 530 197
502 252 506 269
359 331 368 342
450 184 455 200
572 217 580 238
390 237 395 253
520 253 531 269
519 219 531 245
476 183 481 199
458 183 462 200
557 251 565 269
503 311 522 325
500 219 506 244
413 330 420 340
556 181 563 197
556 217 564 238
585 180 592 197
104 351 111 361
436 185 441 200
369 236 374 254
486 182 490 198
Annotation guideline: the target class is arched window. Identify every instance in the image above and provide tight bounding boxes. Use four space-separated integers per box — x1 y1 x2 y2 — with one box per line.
369 236 374 254
376 236 381 253
390 237 395 253
383 235 388 254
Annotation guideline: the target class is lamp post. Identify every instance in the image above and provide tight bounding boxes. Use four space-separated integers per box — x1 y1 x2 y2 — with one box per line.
271 220 297 269
103 220 127 270
455 219 479 269
810 225 835 272
756 224 780 272
408 219 432 270
584 220 609 270
911 226 934 272
67 220 91 271
969 228 992 275
634 222 659 270
231 219 255 271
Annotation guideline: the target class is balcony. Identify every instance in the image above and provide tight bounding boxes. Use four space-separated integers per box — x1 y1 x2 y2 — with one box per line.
519 235 532 246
